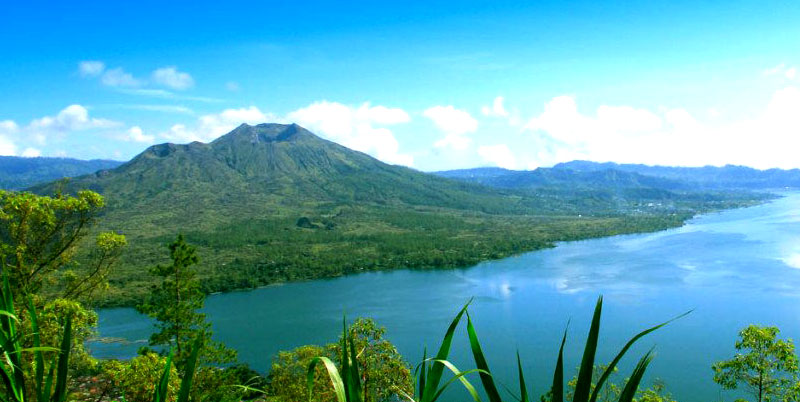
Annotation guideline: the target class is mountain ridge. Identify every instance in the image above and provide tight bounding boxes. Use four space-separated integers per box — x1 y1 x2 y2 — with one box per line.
27 124 764 306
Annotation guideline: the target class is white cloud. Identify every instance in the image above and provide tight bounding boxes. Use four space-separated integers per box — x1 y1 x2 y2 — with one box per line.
161 106 273 143
0 136 15 156
288 101 413 166
424 105 478 151
764 63 798 81
424 105 478 136
520 88 800 169
0 120 18 134
21 148 41 157
29 104 119 133
478 144 517 169
24 104 120 146
125 126 156 143
225 81 240 91
152 67 195 90
0 120 19 156
101 67 142 87
481 96 509 117
78 61 105 77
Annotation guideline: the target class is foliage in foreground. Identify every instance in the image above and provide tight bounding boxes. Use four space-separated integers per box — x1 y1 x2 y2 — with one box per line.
306 296 686 402
137 234 236 373
269 318 412 402
712 325 800 402
0 270 73 402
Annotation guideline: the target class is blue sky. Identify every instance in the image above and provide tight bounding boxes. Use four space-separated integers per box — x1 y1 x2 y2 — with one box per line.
1 0 800 170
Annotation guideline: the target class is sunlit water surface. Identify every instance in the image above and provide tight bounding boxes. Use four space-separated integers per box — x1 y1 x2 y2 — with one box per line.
91 192 800 402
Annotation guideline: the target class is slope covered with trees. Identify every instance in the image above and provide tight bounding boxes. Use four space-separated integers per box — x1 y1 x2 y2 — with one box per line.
31 123 764 306
0 156 122 190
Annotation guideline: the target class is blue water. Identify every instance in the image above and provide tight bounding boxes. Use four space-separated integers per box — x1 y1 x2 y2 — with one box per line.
90 193 800 402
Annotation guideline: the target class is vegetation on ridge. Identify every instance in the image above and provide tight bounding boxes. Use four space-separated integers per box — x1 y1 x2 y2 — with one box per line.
27 123 765 307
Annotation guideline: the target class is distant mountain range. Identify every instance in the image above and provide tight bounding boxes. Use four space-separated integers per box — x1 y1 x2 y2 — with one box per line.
435 161 800 192
15 124 769 306
0 156 122 190
553 161 800 190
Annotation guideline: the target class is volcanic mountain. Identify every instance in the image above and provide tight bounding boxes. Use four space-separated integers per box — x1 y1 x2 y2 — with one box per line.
32 123 724 306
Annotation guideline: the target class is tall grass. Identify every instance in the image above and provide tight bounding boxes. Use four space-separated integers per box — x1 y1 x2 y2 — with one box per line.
0 269 72 402
308 296 688 402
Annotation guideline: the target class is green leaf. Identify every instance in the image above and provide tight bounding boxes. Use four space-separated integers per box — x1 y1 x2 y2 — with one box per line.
308 356 347 402
590 310 690 402
429 359 486 402
27 298 46 401
52 314 72 402
517 351 529 402
422 299 472 402
617 351 653 402
574 296 603 402
551 326 568 402
466 312 502 402
177 336 202 402
152 350 174 402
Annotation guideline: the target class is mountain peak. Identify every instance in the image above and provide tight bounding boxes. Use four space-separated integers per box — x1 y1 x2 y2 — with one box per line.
216 122 313 145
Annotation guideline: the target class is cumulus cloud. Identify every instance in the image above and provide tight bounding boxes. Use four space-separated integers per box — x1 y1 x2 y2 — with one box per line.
79 61 199 93
125 126 156 143
161 106 274 143
424 105 478 151
25 105 120 146
152 67 195 90
101 67 142 88
0 137 15 156
288 101 413 166
29 105 119 133
21 148 41 157
0 121 17 156
478 144 517 169
78 61 105 77
481 96 509 117
765 63 797 80
520 88 800 169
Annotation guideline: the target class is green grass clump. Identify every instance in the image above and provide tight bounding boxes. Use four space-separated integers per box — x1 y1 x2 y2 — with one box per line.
307 296 688 402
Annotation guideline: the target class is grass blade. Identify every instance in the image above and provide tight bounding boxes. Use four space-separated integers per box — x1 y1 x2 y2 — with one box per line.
308 356 347 402
152 350 173 402
27 298 45 401
617 351 654 402
348 335 363 402
422 299 472 402
177 336 202 402
551 326 568 402
517 351 529 402
429 359 486 402
51 314 72 402
418 348 427 400
573 296 603 402
589 310 691 402
466 312 502 402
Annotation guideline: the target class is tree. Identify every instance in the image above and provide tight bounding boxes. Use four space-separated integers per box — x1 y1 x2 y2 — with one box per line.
0 190 126 394
557 364 676 402
712 325 799 402
102 352 181 402
0 189 126 303
137 234 236 372
269 318 413 402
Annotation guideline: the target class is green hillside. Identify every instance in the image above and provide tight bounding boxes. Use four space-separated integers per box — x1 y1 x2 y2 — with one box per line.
33 123 762 306
0 156 123 190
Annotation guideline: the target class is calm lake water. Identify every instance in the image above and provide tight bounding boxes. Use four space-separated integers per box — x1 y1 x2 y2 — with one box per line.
90 192 800 402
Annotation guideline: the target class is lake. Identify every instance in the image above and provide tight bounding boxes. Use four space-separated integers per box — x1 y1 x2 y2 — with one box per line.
90 192 800 402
